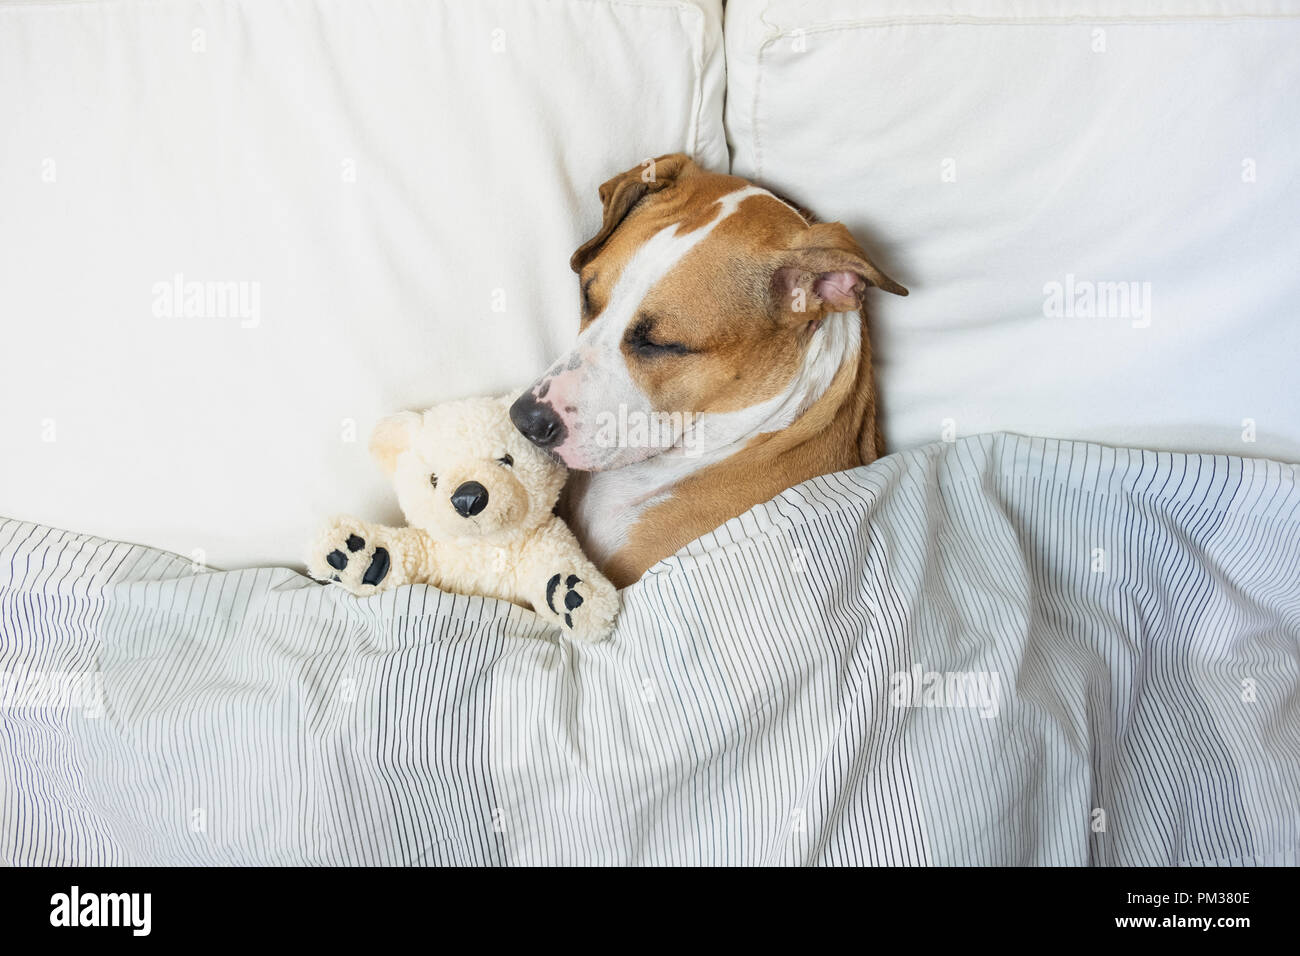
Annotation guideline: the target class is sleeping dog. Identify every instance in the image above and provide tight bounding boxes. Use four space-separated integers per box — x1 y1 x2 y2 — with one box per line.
510 154 907 588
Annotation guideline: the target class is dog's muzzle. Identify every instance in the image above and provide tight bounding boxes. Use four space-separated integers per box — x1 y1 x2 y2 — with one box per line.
510 392 566 450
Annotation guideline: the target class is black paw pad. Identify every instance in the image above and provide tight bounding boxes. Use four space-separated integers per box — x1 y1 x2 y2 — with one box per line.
327 549 347 571
546 573 585 627
362 547 390 586
346 534 365 552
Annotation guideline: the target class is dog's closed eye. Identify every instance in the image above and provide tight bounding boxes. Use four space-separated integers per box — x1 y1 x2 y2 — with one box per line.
625 314 693 357
580 274 598 318
498 454 514 467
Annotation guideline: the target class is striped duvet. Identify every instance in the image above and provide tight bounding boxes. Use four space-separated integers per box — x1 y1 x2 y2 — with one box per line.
2 433 1298 866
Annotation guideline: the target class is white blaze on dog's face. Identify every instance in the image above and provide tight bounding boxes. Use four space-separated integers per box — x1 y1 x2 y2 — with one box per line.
371 396 566 541
510 154 906 471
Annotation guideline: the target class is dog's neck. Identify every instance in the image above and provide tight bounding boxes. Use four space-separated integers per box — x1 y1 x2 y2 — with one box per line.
569 311 868 585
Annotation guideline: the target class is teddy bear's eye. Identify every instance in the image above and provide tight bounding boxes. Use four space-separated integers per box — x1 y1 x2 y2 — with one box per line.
429 474 438 488
498 454 514 467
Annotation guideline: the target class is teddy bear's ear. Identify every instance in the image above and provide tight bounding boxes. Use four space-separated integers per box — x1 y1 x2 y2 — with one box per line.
369 410 422 476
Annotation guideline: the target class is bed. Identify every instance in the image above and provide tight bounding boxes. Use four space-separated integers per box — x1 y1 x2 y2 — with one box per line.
2 0 1298 866
4 434 1297 864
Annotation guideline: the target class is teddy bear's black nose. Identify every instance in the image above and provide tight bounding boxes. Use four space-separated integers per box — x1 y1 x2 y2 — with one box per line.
451 481 489 518
510 392 566 449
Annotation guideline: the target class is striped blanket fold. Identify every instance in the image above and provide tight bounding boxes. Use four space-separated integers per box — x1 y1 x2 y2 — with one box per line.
2 433 1298 865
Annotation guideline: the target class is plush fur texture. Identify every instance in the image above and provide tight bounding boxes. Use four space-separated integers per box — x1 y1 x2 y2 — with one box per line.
307 395 619 642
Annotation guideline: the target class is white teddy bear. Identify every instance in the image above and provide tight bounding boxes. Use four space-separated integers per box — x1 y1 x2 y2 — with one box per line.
308 395 619 642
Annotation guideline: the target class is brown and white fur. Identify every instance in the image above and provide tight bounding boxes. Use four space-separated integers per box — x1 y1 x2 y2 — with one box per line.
510 154 907 588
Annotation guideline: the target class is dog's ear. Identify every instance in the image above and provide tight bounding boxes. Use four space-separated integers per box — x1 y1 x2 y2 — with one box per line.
570 153 695 272
769 222 902 468
369 410 422 476
771 222 907 319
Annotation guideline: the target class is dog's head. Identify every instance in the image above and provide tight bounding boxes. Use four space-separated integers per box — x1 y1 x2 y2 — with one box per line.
372 395 566 541
510 154 906 471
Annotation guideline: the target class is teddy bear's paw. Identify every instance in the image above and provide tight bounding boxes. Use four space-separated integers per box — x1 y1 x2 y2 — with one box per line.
308 518 402 597
545 572 619 643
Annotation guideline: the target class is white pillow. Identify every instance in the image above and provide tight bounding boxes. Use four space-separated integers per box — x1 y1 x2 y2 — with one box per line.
0 0 726 570
725 0 1300 463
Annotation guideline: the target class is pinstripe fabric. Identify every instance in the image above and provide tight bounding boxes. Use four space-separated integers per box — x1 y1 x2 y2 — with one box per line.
2 434 1298 865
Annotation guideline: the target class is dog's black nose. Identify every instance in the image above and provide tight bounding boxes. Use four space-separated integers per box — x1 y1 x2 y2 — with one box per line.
510 393 567 449
451 481 489 518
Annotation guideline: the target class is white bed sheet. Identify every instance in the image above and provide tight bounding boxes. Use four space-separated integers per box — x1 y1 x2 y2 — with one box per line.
0 0 727 570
